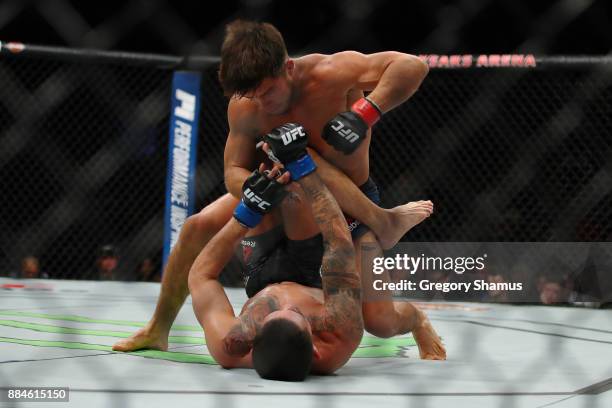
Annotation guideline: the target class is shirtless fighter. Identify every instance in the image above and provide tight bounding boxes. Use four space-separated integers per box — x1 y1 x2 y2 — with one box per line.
188 158 363 380
191 126 439 380
114 20 443 357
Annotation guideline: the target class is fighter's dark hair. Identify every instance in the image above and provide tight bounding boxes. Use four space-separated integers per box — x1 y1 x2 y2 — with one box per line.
252 317 313 382
218 20 288 97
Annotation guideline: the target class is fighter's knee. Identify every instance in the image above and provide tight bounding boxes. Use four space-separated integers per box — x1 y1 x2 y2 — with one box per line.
362 306 397 338
355 230 379 246
181 213 216 241
363 319 396 338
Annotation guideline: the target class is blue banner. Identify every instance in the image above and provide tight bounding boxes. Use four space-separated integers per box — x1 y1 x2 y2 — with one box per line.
162 71 201 271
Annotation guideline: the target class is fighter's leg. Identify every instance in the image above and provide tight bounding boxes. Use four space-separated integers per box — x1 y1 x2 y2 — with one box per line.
113 193 238 351
357 231 446 360
277 160 443 355
279 183 320 241
307 148 433 250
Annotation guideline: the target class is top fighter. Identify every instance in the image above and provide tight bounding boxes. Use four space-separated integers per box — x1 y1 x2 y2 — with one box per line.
114 20 441 359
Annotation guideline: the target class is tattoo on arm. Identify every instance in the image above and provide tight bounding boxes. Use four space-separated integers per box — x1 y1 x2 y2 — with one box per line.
311 253 363 339
297 173 351 253
223 295 279 356
297 173 364 339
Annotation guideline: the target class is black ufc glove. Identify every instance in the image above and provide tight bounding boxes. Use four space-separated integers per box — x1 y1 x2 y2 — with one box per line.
322 97 382 154
263 123 316 180
233 168 288 228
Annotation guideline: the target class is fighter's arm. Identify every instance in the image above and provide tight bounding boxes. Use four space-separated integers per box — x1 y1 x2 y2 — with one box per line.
262 124 363 339
321 51 428 154
223 99 261 199
296 172 364 342
188 167 289 367
187 218 251 368
330 51 429 112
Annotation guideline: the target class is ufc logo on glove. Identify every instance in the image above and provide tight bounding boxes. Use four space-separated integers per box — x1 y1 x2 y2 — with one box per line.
243 188 272 210
280 126 307 145
331 121 359 143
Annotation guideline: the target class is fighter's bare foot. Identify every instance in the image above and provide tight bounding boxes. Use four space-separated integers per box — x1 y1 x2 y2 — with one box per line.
378 200 434 250
412 308 446 360
112 325 168 352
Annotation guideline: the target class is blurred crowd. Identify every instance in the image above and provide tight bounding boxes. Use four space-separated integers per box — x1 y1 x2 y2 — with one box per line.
2 245 609 309
398 265 610 308
3 244 161 283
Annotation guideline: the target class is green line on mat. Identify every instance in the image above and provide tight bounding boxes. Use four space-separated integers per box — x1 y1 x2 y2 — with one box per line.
0 334 412 361
0 314 417 359
360 336 416 346
0 337 217 364
353 336 416 358
0 310 199 331
0 319 204 345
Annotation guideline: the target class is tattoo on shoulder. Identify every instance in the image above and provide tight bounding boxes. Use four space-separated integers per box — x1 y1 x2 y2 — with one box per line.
223 295 279 356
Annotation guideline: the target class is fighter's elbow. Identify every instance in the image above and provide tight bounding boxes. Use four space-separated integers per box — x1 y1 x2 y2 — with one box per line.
223 168 233 190
187 266 215 294
223 167 242 199
403 54 429 81
329 229 355 259
323 239 356 273
337 240 356 261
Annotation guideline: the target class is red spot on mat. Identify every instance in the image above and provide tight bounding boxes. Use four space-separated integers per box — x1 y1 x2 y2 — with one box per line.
1 284 25 289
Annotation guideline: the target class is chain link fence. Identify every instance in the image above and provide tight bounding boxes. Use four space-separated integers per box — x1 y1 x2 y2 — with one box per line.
1 50 611 288
0 47 611 408
1 3 611 405
0 55 172 280
373 67 612 243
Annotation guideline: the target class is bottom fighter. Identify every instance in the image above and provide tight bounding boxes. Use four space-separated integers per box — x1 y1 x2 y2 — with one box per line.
173 133 443 380
188 162 362 379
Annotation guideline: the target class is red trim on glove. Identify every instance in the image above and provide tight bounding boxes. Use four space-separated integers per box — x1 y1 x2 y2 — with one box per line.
351 97 382 127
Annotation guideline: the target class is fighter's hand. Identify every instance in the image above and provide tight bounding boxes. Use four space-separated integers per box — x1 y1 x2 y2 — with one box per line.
262 123 316 181
233 163 290 229
322 97 382 155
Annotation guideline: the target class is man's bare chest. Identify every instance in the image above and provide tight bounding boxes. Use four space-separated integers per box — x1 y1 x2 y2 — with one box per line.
260 93 350 154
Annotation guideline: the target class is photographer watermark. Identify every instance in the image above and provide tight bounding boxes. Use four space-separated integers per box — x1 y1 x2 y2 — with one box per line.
371 252 521 293
361 242 612 305
372 253 487 275
2 387 69 402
